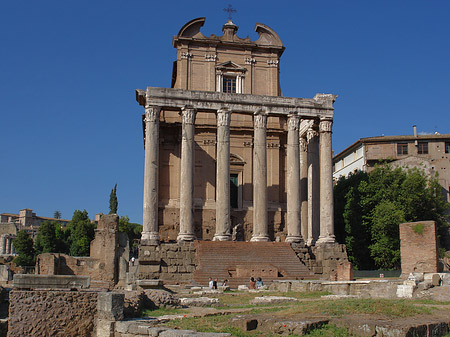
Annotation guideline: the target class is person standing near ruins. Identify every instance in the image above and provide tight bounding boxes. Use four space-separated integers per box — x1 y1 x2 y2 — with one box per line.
249 277 256 289
256 277 264 289
208 277 214 289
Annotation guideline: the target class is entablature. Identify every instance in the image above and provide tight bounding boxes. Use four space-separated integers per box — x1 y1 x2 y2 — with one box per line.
136 87 336 119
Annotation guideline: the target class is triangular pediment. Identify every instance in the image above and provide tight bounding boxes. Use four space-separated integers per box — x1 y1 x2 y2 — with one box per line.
216 61 247 72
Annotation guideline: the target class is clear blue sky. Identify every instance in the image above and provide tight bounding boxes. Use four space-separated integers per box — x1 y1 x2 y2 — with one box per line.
1 0 449 224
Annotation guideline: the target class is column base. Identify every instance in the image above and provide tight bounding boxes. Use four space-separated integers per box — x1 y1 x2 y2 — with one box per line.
306 238 316 246
213 234 231 241
316 235 336 245
285 235 305 244
250 235 270 242
177 233 196 242
141 232 160 246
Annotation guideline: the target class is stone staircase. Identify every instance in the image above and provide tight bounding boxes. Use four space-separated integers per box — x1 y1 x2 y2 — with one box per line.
193 241 315 288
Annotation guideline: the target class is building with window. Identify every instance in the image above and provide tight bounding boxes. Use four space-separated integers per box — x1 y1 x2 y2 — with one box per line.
333 131 450 202
0 208 70 239
136 17 338 245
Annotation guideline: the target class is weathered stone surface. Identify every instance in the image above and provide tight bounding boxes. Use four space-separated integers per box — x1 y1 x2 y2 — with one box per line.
13 274 90 289
8 290 97 337
97 292 124 321
432 273 441 286
179 297 219 307
144 289 180 309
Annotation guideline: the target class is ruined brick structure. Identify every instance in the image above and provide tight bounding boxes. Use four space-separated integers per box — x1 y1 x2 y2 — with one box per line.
400 221 439 277
36 214 129 288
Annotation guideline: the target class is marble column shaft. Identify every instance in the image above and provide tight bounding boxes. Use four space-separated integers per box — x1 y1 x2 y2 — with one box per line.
251 111 269 241
286 114 303 243
300 135 308 241
307 125 320 246
214 108 231 241
177 107 197 241
317 119 336 244
142 105 161 244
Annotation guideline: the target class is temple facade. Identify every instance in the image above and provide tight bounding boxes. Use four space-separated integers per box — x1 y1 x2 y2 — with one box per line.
136 17 337 246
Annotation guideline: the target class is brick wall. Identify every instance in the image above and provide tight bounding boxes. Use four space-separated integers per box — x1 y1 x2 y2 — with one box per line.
8 290 98 337
400 221 438 277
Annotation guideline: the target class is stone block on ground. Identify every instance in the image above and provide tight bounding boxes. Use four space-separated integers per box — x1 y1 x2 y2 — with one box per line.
249 296 298 305
144 289 180 309
179 297 219 307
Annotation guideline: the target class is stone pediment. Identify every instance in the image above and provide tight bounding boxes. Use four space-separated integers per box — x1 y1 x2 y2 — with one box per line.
216 61 247 73
174 17 284 50
230 153 245 165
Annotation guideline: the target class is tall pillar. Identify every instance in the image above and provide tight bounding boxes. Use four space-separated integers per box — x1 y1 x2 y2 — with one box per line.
0 235 6 254
251 110 270 241
177 106 197 242
214 108 232 241
317 118 336 244
286 114 303 243
6 236 12 255
300 133 308 242
307 124 320 245
142 105 161 245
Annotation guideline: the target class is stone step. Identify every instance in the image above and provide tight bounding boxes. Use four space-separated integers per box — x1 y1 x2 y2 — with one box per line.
193 241 314 288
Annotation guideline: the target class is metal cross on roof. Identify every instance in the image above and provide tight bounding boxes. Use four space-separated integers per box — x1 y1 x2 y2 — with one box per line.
223 4 237 20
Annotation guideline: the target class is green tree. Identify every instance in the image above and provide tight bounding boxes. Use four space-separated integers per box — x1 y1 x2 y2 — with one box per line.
369 200 405 269
66 210 96 256
334 164 449 270
53 210 61 219
109 184 118 214
334 171 371 269
13 230 36 266
119 216 142 249
34 220 68 255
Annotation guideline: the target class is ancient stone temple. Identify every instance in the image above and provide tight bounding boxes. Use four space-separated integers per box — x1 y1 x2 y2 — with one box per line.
136 18 346 285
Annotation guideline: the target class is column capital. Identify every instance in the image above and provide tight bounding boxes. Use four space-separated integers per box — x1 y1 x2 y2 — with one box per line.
217 108 231 127
306 126 319 142
287 114 300 131
180 106 197 124
254 110 267 129
144 105 161 123
319 119 333 133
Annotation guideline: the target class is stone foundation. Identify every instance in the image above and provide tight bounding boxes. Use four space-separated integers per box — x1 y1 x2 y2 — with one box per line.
291 243 349 280
137 242 197 283
136 242 348 285
8 290 98 337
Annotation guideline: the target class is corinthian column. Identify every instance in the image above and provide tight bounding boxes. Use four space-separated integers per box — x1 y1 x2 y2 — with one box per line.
300 134 308 242
177 106 197 242
142 105 161 244
251 110 270 241
286 114 303 243
307 124 320 246
214 108 231 241
317 118 336 244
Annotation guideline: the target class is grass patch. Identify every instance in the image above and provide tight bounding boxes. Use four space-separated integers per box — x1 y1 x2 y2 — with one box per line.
141 306 188 317
413 223 425 235
161 298 434 336
278 298 433 318
207 290 330 308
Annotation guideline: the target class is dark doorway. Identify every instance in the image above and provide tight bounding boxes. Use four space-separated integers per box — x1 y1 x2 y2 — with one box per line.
230 173 238 208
